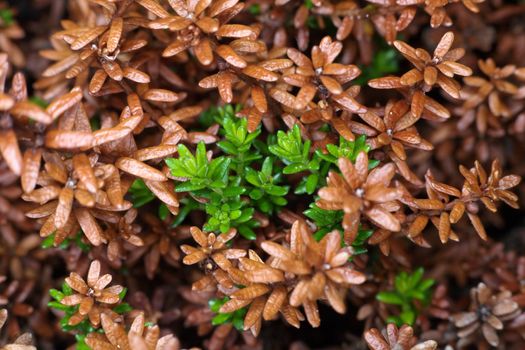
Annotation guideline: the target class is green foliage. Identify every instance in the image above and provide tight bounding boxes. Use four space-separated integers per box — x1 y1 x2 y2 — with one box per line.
304 203 344 239
166 143 231 193
215 108 261 174
269 125 315 175
376 268 435 326
166 105 376 245
128 179 174 221
355 45 400 86
270 127 377 195
48 283 131 349
89 115 101 131
304 0 314 9
209 297 247 331
315 135 379 169
204 192 258 239
248 4 261 15
41 231 90 252
245 157 289 214
158 203 170 220
199 104 242 128
166 142 259 237
29 96 49 108
304 203 373 255
0 9 14 26
351 228 374 256
171 197 200 228
129 179 155 207
166 122 262 238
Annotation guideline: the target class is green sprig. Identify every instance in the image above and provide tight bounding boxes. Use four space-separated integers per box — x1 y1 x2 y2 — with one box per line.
376 268 435 326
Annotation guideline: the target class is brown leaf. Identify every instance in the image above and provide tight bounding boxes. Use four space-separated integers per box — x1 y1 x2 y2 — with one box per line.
143 89 180 103
70 26 106 50
45 130 94 149
75 208 104 246
107 18 123 54
217 24 255 38
46 89 83 120
467 213 487 240
434 31 454 58
144 180 178 207
365 206 401 232
21 148 42 193
123 67 150 83
116 157 167 181
216 45 247 68
0 130 23 175
242 65 279 82
55 187 74 229
10 101 52 124
72 153 97 193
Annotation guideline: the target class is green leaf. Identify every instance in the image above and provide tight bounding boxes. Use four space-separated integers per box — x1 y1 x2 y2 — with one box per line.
158 204 170 220
75 335 91 350
113 303 133 314
376 292 404 305
41 235 56 249
209 297 227 313
248 3 261 14
386 315 403 327
261 157 273 177
175 181 207 192
418 278 435 291
29 96 49 108
400 309 416 325
305 173 319 194
265 185 288 197
245 168 262 186
128 179 155 207
118 288 128 300
0 9 14 26
238 225 257 240
304 0 314 9
49 289 65 301
270 196 287 206
223 187 246 197
408 267 424 289
249 188 264 200
172 198 200 227
283 163 308 174
304 204 344 236
62 282 73 295
235 208 254 223
209 157 231 182
47 301 69 311
378 267 434 326
212 313 232 325
217 140 238 155
395 272 409 293
232 308 247 330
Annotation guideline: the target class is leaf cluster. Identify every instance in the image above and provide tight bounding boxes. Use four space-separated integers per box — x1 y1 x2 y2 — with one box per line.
208 297 246 331
41 230 90 252
304 203 373 255
165 106 378 244
376 268 435 326
128 179 171 221
48 284 131 349
269 125 376 195
166 106 292 239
